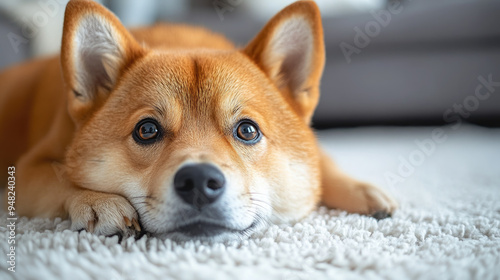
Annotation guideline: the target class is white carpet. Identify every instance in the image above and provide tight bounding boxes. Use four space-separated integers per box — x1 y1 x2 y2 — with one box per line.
1 124 499 280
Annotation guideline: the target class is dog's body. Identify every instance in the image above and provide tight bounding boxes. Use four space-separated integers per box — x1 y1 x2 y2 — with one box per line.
1 0 396 241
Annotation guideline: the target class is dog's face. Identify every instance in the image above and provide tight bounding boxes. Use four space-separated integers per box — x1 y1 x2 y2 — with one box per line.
62 0 325 241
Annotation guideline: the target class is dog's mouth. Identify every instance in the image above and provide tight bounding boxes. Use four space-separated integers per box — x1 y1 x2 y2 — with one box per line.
175 222 241 237
159 220 259 241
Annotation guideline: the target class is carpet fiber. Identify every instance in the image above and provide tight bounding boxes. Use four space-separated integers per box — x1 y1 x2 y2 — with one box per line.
1 125 499 279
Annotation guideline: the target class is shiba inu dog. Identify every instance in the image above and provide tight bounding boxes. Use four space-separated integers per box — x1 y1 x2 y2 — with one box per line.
0 0 397 241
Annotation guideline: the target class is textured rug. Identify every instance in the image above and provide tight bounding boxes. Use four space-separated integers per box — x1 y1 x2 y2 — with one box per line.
1 125 499 280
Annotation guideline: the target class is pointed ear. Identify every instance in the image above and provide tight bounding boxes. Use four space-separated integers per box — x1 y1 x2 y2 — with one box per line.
61 0 145 122
243 1 325 124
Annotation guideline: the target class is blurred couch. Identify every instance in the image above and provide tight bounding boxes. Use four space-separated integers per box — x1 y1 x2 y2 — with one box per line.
317 0 500 127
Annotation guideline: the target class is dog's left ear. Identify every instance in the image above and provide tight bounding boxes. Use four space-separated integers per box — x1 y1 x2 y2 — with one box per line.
244 1 325 124
61 0 146 123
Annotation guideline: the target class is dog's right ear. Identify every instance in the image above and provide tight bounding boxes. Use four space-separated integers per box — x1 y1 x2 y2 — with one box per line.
61 0 145 123
243 1 324 125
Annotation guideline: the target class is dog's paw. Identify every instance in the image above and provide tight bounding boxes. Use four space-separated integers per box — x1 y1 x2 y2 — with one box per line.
67 191 141 238
359 183 398 219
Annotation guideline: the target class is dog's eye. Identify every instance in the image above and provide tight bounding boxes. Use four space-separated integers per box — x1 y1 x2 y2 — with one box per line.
133 119 161 144
234 120 261 144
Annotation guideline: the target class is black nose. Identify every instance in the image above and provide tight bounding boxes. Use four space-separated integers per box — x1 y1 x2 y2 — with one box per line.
174 164 226 208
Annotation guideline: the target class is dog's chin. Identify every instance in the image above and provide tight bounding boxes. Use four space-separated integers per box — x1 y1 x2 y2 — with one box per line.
153 221 260 242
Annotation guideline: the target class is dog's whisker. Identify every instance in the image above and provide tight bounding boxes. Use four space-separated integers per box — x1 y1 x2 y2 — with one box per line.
129 195 157 201
87 160 104 164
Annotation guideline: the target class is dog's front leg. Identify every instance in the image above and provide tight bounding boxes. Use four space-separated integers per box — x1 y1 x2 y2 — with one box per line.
12 152 141 238
319 150 397 219
65 189 141 237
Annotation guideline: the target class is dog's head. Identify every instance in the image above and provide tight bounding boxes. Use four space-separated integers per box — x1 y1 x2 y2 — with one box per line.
62 0 325 241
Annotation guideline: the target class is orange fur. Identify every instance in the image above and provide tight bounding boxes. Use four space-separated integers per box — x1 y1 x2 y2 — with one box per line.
0 0 396 240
